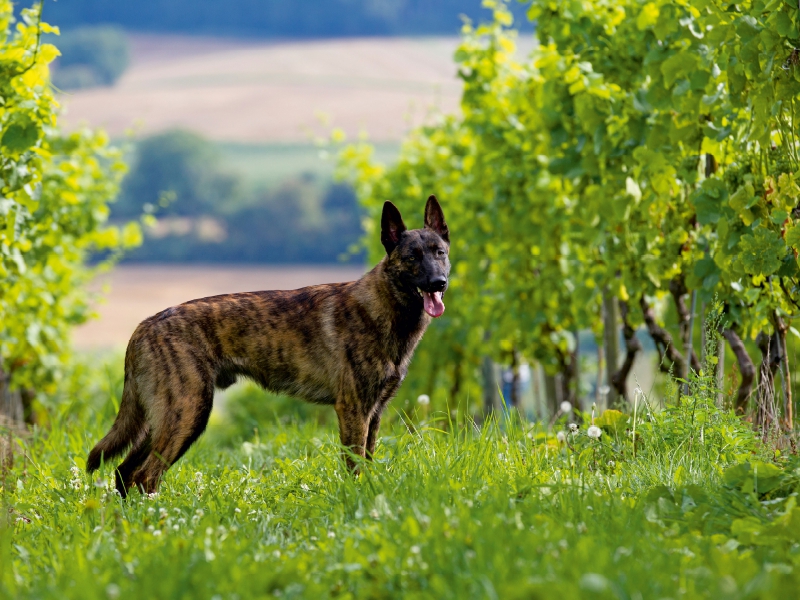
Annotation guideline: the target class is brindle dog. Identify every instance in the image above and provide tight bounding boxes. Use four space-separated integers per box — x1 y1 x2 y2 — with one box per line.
87 195 450 496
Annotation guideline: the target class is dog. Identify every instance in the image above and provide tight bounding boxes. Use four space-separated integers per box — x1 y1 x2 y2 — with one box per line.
87 195 450 496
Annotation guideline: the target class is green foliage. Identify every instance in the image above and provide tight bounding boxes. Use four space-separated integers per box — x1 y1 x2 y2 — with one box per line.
0 2 139 391
117 130 364 263
50 25 129 89
339 0 800 412
4 379 800 598
117 130 240 218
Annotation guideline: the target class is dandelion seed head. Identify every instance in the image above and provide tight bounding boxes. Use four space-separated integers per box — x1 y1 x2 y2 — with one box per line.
569 423 578 432
417 394 430 406
587 426 602 439
556 431 567 443
560 401 573 414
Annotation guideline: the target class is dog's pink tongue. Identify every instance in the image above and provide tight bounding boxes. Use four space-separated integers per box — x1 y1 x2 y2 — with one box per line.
423 291 445 318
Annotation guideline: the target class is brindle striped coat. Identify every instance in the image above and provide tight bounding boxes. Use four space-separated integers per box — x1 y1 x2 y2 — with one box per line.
87 196 450 496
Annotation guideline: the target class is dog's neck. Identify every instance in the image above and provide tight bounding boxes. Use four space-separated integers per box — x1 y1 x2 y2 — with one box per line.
351 258 430 359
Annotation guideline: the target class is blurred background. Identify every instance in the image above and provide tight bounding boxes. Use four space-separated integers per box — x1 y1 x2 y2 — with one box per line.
48 0 525 351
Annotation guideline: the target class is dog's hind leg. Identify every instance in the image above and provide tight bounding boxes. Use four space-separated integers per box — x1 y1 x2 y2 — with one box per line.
130 383 214 494
114 427 152 498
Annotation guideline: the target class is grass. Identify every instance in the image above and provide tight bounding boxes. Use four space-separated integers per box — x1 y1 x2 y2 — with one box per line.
2 366 800 599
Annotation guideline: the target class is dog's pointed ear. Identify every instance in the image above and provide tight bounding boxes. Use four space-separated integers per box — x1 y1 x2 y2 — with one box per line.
381 201 407 254
424 195 449 243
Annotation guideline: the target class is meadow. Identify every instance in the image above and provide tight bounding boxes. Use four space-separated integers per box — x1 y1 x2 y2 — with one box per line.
3 361 800 599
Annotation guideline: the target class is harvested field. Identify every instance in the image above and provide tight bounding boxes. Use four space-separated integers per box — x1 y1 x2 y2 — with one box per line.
72 264 366 350
58 35 467 143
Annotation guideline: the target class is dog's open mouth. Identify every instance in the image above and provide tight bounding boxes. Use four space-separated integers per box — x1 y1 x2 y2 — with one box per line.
417 288 445 318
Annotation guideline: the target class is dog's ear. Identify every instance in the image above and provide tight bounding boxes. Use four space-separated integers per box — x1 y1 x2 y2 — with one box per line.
381 201 407 254
424 195 449 244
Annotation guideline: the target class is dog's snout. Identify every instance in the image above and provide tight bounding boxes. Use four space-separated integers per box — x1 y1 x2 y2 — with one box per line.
428 276 447 292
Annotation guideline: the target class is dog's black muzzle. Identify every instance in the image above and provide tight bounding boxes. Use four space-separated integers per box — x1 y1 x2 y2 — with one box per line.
425 276 448 293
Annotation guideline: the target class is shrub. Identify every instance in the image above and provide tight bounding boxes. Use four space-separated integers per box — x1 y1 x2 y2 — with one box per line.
51 25 129 89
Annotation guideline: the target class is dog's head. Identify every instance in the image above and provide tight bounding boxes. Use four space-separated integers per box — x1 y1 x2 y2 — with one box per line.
381 195 450 318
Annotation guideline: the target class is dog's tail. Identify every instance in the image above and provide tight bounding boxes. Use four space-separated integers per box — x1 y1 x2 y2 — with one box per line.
87 375 146 473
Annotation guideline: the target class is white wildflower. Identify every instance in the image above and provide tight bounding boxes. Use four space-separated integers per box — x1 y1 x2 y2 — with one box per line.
327 531 336 539
569 423 578 433
598 385 610 398
560 401 573 414
417 394 430 406
556 431 567 443
587 426 602 439
69 466 82 491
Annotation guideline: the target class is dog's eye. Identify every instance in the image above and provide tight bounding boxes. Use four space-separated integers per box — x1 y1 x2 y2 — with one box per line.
437 249 446 257
408 255 416 261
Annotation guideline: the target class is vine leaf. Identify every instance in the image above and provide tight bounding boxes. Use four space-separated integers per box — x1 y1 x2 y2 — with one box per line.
1 119 40 153
739 229 784 275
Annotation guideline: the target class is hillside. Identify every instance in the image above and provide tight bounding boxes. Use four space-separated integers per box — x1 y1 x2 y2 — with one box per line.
58 35 468 143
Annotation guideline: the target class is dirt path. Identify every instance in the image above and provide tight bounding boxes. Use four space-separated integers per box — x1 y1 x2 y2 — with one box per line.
73 264 366 349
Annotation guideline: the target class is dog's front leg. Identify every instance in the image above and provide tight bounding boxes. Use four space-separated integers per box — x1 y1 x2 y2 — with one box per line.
366 411 382 460
334 399 368 473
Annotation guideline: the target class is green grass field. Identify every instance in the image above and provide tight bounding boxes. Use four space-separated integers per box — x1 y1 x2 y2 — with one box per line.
216 141 400 190
3 362 800 599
